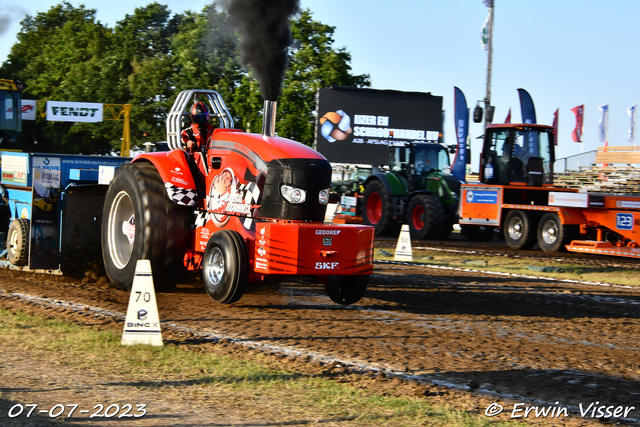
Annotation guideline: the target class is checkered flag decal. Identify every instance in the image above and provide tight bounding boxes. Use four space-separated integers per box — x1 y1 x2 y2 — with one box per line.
165 183 198 207
192 210 212 228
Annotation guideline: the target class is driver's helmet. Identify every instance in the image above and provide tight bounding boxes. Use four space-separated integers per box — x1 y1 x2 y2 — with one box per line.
190 102 210 125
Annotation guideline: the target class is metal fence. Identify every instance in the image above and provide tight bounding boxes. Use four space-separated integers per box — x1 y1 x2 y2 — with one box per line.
553 150 597 173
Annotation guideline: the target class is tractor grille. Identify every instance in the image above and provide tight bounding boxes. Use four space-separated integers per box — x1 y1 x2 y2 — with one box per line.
260 158 332 221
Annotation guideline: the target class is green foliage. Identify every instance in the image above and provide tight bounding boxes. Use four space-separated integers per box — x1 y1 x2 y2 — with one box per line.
0 3 368 153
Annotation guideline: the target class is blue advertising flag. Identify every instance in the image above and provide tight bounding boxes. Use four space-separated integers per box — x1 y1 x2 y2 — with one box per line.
517 88 537 124
451 87 469 182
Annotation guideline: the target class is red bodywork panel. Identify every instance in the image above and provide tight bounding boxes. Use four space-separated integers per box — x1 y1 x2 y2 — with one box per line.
254 222 374 276
132 129 375 279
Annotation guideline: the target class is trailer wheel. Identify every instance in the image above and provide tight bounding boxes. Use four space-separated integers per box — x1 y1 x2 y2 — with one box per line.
7 218 29 266
362 180 400 236
504 210 536 249
324 274 368 305
202 229 248 304
102 163 190 291
408 194 446 239
537 212 576 252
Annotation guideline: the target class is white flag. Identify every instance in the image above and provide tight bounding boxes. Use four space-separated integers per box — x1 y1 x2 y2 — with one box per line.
598 104 609 146
480 12 490 51
628 104 636 144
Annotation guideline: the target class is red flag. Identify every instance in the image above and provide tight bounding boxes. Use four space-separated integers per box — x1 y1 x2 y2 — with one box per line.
504 108 511 123
552 108 559 146
571 104 584 143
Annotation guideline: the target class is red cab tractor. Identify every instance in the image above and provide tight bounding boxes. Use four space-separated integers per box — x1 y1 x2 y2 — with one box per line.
101 90 374 304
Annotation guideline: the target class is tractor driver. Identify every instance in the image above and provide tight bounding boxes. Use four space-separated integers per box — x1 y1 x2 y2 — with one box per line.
181 101 214 196
181 101 214 153
414 149 431 174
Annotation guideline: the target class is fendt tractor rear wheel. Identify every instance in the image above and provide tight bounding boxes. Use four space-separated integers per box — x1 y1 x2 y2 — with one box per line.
202 229 248 304
537 212 576 252
362 180 400 236
324 275 368 305
7 218 29 266
503 210 536 250
101 163 190 291
408 194 446 239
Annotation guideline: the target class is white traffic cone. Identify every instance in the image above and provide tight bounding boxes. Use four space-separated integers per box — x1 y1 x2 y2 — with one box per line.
394 224 413 262
121 260 163 346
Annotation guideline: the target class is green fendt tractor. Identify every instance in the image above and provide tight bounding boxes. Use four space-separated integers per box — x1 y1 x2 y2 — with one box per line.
361 141 462 239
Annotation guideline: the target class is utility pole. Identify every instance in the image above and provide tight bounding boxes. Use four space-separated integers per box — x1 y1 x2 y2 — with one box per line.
484 0 494 130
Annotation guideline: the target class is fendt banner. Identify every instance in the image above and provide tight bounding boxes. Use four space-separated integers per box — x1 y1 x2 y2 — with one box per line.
46 101 103 123
316 87 443 165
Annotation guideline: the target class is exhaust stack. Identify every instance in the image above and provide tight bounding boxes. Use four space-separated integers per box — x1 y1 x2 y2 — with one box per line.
262 100 277 137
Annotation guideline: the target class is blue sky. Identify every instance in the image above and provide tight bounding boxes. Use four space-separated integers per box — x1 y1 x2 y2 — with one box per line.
1 1 639 170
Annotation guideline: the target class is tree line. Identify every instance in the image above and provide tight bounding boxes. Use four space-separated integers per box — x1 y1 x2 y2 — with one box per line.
0 2 369 154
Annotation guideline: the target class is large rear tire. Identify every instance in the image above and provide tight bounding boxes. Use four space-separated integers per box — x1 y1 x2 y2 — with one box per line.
202 229 248 304
101 163 190 291
362 180 400 236
408 194 446 239
324 275 368 305
503 210 536 250
7 218 29 266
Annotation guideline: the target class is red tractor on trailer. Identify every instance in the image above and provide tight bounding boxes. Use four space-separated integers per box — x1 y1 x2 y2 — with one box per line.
101 90 374 305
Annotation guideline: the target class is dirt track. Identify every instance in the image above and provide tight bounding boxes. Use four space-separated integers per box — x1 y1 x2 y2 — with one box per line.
0 258 639 425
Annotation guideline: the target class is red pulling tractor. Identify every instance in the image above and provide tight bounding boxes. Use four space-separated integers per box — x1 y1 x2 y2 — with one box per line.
101 90 374 304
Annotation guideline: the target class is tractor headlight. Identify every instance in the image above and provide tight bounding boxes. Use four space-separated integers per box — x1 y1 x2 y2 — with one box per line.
281 185 306 204
319 188 330 205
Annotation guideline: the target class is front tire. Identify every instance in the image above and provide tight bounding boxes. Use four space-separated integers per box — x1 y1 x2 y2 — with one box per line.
537 212 575 252
101 163 190 291
503 210 536 250
362 180 400 236
408 194 446 239
324 275 368 305
202 229 248 304
7 218 29 266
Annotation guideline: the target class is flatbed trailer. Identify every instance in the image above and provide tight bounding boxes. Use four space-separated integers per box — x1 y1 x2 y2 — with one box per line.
460 183 640 258
458 123 640 258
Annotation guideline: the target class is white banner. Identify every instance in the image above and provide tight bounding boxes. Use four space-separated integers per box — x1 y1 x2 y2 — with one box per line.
46 101 103 123
598 104 608 145
628 103 636 144
21 99 37 121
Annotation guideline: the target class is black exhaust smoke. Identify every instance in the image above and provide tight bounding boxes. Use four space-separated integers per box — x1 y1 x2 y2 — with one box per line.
218 0 300 101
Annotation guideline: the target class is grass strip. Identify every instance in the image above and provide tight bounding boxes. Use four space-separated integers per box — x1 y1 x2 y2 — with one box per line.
375 249 638 287
0 309 526 426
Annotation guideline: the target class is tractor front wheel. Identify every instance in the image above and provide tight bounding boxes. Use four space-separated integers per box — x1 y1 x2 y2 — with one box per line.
362 180 400 236
408 194 446 239
202 230 248 304
324 275 368 305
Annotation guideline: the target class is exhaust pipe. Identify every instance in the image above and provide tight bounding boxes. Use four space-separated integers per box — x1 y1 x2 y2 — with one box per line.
262 100 277 137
